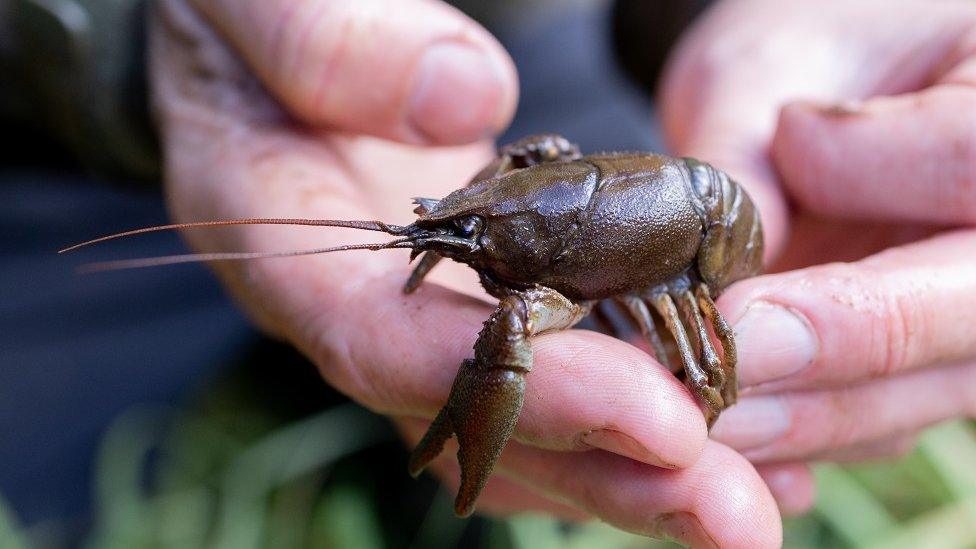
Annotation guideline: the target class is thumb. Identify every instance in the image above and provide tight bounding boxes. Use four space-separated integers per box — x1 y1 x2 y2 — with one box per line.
189 0 518 145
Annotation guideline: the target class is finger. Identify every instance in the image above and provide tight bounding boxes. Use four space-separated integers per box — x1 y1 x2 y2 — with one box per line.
401 419 782 549
773 83 976 224
188 0 517 144
718 230 976 390
711 362 976 462
756 463 816 517
464 475 591 522
327 281 707 469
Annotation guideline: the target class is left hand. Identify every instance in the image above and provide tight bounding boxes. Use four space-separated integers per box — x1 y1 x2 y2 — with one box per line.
151 1 785 545
660 0 976 515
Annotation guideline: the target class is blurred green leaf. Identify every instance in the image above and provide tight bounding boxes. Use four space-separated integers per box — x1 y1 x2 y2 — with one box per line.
868 497 976 549
919 421 976 499
153 487 215 548
212 404 393 549
814 464 897 547
310 483 384 549
84 405 172 549
409 489 468 549
0 492 29 549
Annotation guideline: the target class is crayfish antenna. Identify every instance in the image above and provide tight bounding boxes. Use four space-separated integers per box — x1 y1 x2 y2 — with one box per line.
74 239 417 273
58 218 411 254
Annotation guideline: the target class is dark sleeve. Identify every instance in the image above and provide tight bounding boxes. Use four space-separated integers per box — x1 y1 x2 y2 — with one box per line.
611 0 714 94
0 0 159 181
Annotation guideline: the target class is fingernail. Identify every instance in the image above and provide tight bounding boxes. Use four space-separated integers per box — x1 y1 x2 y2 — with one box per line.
710 395 792 451
581 429 676 469
653 512 719 549
734 302 817 386
408 42 508 144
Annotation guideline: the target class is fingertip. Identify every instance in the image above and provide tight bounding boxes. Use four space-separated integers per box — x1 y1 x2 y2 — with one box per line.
694 443 784 549
653 512 722 549
713 275 821 389
481 437 782 548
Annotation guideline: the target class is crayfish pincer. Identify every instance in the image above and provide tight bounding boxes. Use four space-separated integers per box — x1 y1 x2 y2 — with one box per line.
61 134 763 518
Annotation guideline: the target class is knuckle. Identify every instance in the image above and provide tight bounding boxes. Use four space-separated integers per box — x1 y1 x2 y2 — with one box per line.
820 261 924 378
877 290 915 378
877 273 930 378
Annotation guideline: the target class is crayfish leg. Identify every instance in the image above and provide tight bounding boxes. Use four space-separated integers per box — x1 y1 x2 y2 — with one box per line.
695 284 738 407
649 292 725 427
403 252 443 294
677 290 727 397
407 286 589 517
616 294 671 369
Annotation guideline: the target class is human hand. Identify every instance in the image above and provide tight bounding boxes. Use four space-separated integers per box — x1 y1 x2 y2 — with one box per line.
150 0 785 546
660 0 976 514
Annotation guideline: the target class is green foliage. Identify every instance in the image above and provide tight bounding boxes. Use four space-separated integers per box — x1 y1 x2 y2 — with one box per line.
5 377 976 548
0 491 29 549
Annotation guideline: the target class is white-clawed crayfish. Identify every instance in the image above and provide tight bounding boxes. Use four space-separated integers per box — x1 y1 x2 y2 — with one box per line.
62 134 763 517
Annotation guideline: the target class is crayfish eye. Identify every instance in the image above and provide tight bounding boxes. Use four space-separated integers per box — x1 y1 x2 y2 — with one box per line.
455 215 484 238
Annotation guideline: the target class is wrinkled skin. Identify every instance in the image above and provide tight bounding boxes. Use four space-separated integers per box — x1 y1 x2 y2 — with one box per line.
402 134 763 516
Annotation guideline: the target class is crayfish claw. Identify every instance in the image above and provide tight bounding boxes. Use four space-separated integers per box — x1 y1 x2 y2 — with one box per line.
408 288 588 517
408 407 454 478
450 360 526 517
408 357 526 517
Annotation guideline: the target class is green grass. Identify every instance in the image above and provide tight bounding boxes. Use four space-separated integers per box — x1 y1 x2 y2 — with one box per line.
6 375 976 548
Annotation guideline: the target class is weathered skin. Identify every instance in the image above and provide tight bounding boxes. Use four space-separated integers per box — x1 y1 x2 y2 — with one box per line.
404 135 763 517
63 134 763 519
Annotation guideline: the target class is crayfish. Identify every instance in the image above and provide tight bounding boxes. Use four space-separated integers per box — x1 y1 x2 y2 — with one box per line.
62 134 763 517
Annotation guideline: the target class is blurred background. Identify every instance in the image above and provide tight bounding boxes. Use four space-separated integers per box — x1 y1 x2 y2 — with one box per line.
2 0 976 547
